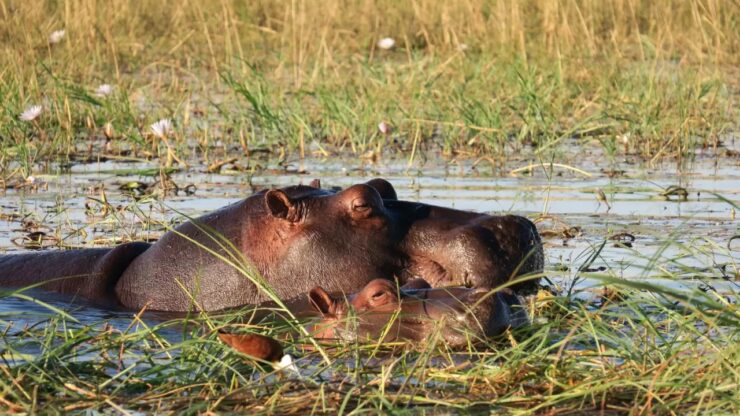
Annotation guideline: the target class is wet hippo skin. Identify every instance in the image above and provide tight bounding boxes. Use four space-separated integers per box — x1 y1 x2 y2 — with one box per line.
0 179 543 312
0 242 151 307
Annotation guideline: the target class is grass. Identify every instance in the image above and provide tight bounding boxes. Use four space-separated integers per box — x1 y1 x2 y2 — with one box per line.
0 0 738 181
1 230 738 414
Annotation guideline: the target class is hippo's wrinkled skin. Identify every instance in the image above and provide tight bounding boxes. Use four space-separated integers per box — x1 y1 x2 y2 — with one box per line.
0 179 543 313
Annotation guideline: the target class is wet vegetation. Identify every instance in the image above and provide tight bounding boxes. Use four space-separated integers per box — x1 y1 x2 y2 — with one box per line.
1 0 739 414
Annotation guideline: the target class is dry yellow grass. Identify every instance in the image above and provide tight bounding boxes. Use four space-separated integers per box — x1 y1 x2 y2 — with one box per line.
2 0 736 82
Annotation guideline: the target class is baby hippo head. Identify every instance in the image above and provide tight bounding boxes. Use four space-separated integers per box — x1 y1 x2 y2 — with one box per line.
308 279 527 348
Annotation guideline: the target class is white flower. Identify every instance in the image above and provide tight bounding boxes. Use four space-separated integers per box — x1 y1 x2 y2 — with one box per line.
377 37 395 50
457 43 469 52
275 354 300 375
150 118 173 138
20 105 43 122
95 84 113 97
48 30 66 44
378 121 392 134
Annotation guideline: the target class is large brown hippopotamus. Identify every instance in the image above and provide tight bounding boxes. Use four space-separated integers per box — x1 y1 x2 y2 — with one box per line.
221 278 528 360
0 179 543 312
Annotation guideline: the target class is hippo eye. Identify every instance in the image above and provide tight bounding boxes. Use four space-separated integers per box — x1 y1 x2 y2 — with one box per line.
371 290 386 299
368 289 392 306
351 198 372 213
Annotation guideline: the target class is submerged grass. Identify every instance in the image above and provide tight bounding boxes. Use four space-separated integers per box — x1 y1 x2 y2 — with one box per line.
1 223 738 414
0 0 738 181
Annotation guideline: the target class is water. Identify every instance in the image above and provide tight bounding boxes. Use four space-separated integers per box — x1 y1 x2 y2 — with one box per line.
1 149 738 337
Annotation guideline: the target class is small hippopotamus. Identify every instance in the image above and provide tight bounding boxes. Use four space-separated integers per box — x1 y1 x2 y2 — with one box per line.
0 179 543 313
220 278 528 360
307 278 528 347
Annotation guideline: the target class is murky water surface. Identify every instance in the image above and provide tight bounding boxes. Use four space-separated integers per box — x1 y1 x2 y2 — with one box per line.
1 149 738 342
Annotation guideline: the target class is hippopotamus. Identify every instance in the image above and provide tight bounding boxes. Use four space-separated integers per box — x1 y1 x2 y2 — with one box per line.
220 278 528 361
0 179 543 313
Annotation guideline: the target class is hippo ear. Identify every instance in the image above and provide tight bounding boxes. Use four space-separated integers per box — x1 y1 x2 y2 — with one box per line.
309 179 321 189
265 190 299 222
218 332 284 362
366 286 395 308
365 178 397 200
309 287 336 317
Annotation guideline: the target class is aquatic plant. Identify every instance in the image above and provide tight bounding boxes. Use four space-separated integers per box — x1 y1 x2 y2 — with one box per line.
19 105 42 122
95 84 114 97
47 29 65 45
376 37 396 50
150 118 174 139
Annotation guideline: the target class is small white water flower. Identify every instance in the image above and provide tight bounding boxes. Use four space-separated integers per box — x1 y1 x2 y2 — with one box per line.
48 30 66 44
275 354 300 375
378 121 392 134
95 84 113 97
150 118 173 138
377 37 395 50
20 105 43 122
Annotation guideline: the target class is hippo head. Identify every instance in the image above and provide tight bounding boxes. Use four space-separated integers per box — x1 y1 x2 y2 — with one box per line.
243 177 541 306
306 279 527 348
249 179 419 297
